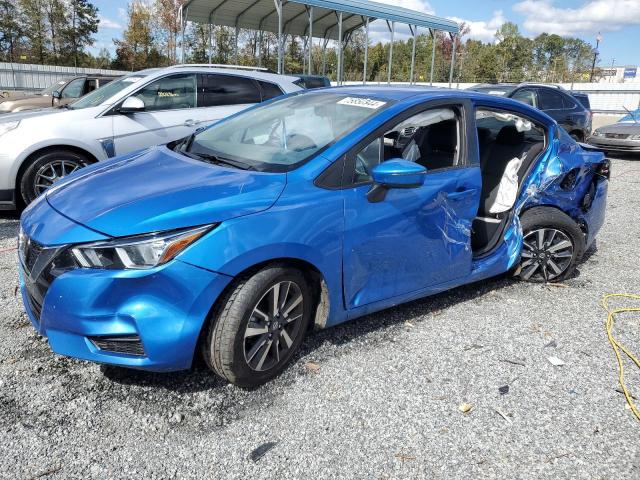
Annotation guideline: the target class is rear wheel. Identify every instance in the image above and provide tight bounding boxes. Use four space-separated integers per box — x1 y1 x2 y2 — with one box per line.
516 207 585 282
20 149 89 204
203 265 312 387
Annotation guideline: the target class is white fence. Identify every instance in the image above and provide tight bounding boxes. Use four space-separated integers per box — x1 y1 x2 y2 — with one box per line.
0 62 129 92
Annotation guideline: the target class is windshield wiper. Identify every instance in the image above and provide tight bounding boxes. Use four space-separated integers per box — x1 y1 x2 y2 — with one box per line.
181 150 255 171
623 106 639 125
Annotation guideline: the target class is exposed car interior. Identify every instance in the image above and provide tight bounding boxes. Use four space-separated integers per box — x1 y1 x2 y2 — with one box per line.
354 107 461 183
352 106 547 256
472 109 547 254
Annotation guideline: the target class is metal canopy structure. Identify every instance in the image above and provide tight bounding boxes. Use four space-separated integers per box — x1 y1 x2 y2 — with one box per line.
180 0 460 85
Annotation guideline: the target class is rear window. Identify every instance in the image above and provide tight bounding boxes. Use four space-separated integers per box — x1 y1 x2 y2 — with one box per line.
537 89 565 110
572 94 590 109
257 81 284 101
198 74 261 107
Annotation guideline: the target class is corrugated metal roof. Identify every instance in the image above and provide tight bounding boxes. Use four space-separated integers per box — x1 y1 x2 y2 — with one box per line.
182 0 459 40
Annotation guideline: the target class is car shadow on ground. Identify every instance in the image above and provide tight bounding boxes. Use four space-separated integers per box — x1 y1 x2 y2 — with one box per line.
101 273 519 393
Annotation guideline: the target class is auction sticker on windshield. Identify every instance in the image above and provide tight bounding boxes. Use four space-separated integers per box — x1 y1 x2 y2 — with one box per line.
337 97 387 109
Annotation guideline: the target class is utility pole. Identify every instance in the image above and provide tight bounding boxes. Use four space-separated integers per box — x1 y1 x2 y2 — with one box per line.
589 32 602 82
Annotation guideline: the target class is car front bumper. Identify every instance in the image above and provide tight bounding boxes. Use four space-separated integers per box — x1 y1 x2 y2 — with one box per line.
20 258 232 372
587 137 640 153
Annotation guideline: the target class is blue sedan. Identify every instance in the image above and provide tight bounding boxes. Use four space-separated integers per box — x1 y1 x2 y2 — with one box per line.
19 87 609 387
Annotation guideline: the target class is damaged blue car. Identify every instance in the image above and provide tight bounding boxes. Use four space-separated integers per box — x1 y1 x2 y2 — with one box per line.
19 87 609 386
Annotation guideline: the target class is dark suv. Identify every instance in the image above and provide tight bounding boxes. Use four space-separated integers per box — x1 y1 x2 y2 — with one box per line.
0 74 120 114
469 83 592 141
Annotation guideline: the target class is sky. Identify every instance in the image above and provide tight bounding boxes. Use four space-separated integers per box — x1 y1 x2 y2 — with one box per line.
90 0 640 67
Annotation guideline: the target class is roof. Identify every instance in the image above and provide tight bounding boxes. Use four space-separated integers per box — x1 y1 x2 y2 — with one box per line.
137 65 301 83
182 0 459 41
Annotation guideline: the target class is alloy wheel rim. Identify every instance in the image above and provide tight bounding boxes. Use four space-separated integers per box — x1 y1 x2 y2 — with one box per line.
34 159 81 195
520 228 574 281
243 280 304 372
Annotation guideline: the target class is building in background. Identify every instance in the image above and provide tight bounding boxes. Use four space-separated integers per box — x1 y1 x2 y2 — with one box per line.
599 66 639 84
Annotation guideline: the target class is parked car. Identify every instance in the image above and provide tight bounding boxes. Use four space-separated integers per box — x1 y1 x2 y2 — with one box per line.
0 65 303 208
469 83 592 141
0 74 119 114
293 74 332 89
588 108 640 154
18 87 609 387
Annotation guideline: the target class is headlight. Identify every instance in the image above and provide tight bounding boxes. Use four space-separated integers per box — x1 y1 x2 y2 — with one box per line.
0 120 19 136
591 130 604 137
630 134 640 141
70 225 213 270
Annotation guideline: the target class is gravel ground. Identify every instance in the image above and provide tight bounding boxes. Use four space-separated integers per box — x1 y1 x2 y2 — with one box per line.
1 156 639 479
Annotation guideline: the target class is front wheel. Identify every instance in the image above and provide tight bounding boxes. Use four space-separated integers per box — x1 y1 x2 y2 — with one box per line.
203 265 312 387
20 149 89 204
516 207 585 282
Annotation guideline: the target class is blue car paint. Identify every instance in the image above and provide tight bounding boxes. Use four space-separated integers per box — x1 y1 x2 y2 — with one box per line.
18 87 608 371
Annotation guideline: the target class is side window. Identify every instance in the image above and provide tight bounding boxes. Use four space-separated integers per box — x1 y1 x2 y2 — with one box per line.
258 81 284 101
86 79 98 93
537 89 564 110
60 78 86 99
511 89 537 107
352 107 461 184
199 74 261 106
133 74 196 112
561 94 577 109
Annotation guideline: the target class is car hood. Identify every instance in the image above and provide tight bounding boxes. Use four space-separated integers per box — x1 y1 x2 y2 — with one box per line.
46 146 287 237
596 123 640 134
0 106 62 121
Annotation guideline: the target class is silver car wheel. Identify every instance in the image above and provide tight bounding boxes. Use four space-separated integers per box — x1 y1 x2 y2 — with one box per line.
33 159 81 195
520 228 574 282
243 280 305 372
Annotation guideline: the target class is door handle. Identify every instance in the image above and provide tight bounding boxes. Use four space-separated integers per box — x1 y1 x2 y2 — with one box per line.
184 119 200 127
447 189 476 201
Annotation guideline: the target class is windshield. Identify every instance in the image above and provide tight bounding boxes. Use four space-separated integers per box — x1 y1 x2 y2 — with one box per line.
619 109 640 123
41 80 67 97
185 92 392 172
69 75 147 110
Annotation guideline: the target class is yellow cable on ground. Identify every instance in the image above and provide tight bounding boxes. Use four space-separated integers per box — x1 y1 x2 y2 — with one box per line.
601 293 640 422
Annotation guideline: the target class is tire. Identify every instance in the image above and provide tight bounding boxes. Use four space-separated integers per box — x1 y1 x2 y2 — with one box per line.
20 149 90 205
515 207 585 283
202 265 312 388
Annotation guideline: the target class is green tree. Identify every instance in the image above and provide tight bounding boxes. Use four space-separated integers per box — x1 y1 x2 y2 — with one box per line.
19 0 48 63
62 0 99 68
0 0 23 62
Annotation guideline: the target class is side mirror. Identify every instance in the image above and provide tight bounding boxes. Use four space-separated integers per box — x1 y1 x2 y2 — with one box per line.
52 90 61 99
368 159 426 203
118 96 145 114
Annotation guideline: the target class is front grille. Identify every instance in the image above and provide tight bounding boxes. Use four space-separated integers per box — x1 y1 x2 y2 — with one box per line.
19 234 69 322
605 133 629 139
89 335 145 356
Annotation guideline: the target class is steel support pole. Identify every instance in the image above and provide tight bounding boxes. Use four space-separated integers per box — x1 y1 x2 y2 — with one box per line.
234 26 240 63
363 17 369 84
429 29 436 86
409 25 417 84
275 0 283 74
208 13 213 64
387 21 395 84
448 33 457 87
337 12 343 85
258 30 264 67
322 38 329 76
308 7 314 75
180 5 187 64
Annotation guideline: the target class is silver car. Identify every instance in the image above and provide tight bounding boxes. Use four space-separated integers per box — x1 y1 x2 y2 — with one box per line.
0 65 303 208
588 109 640 155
